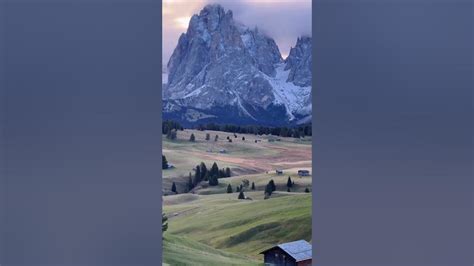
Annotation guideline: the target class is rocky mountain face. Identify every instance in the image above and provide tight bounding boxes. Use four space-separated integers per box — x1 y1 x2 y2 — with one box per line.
163 4 312 126
285 36 312 87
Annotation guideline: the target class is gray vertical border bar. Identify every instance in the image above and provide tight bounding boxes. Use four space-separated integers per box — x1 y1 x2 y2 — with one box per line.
0 0 6 264
3 1 163 264
157 0 163 263
312 0 472 265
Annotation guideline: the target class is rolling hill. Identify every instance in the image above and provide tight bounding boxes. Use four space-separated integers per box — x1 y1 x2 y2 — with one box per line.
162 129 312 265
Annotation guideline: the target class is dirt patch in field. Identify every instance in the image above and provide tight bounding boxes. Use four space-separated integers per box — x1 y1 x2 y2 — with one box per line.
184 143 311 173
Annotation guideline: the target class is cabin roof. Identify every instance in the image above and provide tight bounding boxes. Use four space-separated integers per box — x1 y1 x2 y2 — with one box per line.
260 240 312 262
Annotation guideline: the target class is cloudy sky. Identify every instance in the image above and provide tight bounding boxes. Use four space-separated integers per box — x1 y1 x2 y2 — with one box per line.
163 0 312 65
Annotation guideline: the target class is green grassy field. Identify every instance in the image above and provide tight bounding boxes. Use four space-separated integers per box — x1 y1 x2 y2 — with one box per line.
163 234 260 266
162 129 312 265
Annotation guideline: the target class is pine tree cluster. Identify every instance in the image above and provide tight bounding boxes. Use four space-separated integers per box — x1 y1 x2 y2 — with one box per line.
187 162 232 189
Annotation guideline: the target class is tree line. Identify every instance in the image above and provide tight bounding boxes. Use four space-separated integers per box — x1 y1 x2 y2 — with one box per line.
162 120 183 135
162 119 312 139
227 176 310 200
195 123 312 138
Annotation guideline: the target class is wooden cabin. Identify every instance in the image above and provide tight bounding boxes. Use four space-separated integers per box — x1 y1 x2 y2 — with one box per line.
297 170 310 177
260 240 312 266
276 169 283 175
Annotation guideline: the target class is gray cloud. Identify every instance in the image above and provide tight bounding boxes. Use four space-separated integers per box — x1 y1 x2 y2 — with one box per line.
163 0 311 65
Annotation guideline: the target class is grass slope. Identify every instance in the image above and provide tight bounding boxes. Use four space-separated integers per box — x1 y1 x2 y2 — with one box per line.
164 192 312 260
163 234 260 266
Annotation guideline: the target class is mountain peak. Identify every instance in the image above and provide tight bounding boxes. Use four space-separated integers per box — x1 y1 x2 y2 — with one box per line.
200 3 226 15
187 4 234 35
164 5 311 126
285 36 312 87
297 35 311 42
199 3 233 18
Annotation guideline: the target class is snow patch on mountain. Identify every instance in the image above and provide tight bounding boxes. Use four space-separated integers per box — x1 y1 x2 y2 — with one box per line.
265 63 312 120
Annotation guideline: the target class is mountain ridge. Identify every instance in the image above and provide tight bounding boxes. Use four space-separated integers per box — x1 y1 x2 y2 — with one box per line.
163 4 312 126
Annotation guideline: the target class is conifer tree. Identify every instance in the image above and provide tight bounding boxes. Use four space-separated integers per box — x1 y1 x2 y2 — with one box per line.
226 184 233 193
265 179 276 196
287 176 293 188
225 167 231 177
200 162 208 181
265 183 271 196
238 191 245 200
189 133 195 142
205 133 210 140
194 165 201 184
251 182 255 190
215 135 219 141
269 179 276 192
162 155 169 169
171 182 177 194
210 162 219 178
305 187 310 193
206 162 219 186
188 173 194 191
218 169 225 178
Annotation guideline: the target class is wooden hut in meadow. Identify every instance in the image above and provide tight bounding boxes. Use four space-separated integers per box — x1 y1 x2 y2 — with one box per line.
260 240 312 266
297 170 310 176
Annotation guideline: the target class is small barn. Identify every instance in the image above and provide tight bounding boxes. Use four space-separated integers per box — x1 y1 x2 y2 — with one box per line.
297 170 310 177
260 240 312 266
276 169 283 175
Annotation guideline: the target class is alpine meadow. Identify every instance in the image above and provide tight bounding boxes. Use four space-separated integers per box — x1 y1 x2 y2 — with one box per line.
162 2 312 265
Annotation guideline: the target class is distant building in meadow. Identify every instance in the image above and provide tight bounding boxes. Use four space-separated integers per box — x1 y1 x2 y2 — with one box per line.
276 169 283 175
297 170 310 176
260 240 312 266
